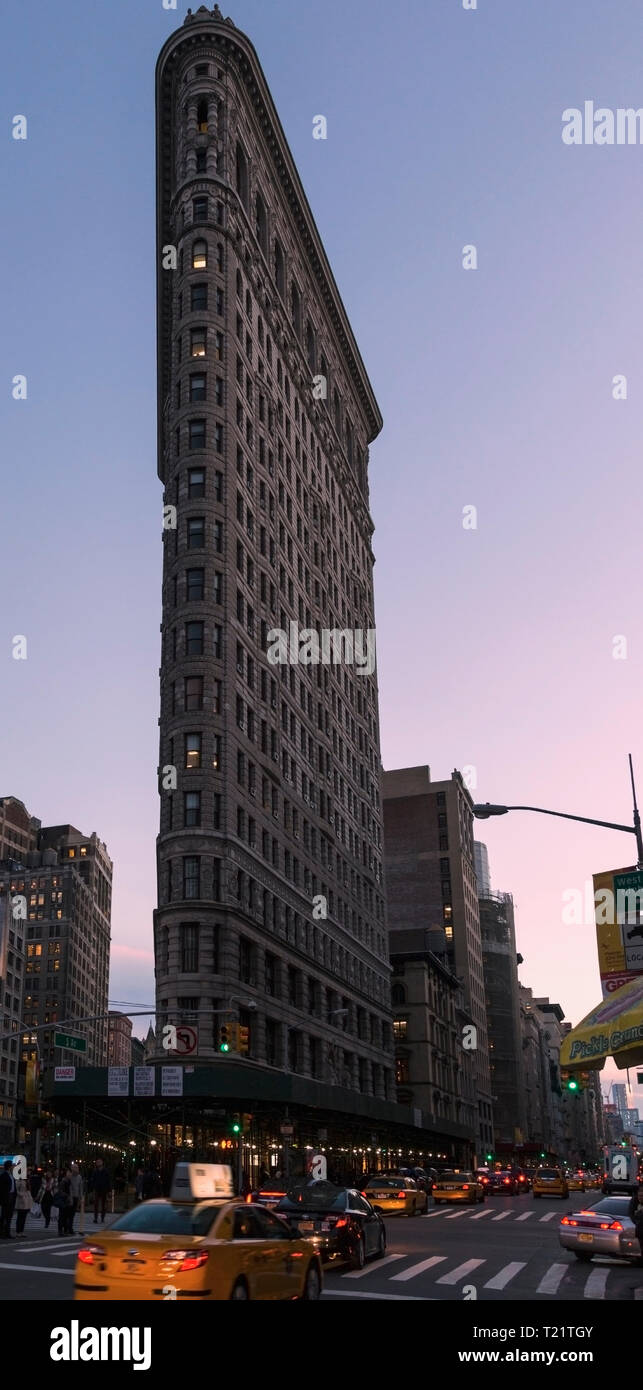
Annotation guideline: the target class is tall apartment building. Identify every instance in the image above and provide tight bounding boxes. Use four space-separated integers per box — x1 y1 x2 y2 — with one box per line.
0 812 112 1146
108 1012 133 1067
0 797 39 862
474 841 491 897
382 765 494 1154
153 6 394 1105
479 891 526 1145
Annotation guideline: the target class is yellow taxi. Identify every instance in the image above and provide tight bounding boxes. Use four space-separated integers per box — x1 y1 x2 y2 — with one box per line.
361 1176 428 1216
74 1164 322 1301
532 1166 569 1200
432 1170 485 1205
565 1170 586 1193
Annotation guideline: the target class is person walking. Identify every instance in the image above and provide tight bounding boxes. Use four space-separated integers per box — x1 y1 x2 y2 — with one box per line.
55 1169 73 1236
15 1175 33 1236
135 1168 145 1202
142 1165 162 1200
89 1157 111 1223
69 1163 84 1234
0 1159 17 1239
40 1173 55 1229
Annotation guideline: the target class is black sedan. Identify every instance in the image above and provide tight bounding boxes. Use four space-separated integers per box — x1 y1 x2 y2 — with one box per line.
275 1181 386 1269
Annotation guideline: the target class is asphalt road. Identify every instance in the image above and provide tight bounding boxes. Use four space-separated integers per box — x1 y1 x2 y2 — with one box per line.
0 1195 641 1302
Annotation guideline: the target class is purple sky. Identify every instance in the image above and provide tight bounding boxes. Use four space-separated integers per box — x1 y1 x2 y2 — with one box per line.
2 0 641 1105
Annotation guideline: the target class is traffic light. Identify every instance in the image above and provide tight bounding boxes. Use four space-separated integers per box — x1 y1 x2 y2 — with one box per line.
219 1024 231 1052
238 1024 250 1054
242 1113 252 1135
231 1113 241 1135
485 1152 494 1163
560 1069 580 1092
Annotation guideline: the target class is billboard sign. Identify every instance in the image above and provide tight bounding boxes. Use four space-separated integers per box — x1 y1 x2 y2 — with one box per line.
108 1067 129 1097
594 867 643 996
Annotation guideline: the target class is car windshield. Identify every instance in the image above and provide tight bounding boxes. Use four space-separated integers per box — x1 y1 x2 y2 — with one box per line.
584 1197 633 1216
537 1170 559 1179
441 1172 473 1182
278 1183 347 1212
259 1179 285 1191
108 1202 219 1236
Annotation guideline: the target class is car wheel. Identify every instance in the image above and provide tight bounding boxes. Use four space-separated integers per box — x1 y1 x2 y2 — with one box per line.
408 1202 416 1217
351 1234 366 1270
374 1226 386 1259
302 1263 322 1300
230 1279 249 1300
574 1252 592 1263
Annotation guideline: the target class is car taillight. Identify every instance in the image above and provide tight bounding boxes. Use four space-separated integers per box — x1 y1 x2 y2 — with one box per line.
397 1191 407 1199
607 1221 623 1231
78 1245 106 1264
164 1250 209 1272
245 1193 253 1203
462 1184 469 1191
561 1217 577 1226
334 1216 349 1228
503 1179 510 1185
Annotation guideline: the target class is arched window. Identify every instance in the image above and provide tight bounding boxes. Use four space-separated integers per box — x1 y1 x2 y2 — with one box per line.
255 192 268 255
391 982 406 1006
345 416 354 466
291 280 302 339
236 268 242 299
274 239 285 297
236 142 249 210
333 388 341 433
192 239 207 270
196 98 208 133
306 320 316 373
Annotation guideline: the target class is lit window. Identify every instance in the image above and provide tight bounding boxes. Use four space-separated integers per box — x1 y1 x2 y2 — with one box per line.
190 328 206 358
192 239 207 269
393 1019 408 1040
185 734 202 770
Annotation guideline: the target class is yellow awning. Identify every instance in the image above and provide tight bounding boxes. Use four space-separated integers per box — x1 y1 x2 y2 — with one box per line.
560 974 643 1072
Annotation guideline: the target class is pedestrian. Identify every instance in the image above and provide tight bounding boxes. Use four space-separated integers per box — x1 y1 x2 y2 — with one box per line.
88 1157 111 1223
0 1159 17 1239
40 1173 55 1228
69 1163 84 1234
627 1183 643 1261
142 1165 162 1200
258 1165 270 1187
30 1166 43 1202
135 1168 145 1202
55 1169 73 1236
15 1174 33 1236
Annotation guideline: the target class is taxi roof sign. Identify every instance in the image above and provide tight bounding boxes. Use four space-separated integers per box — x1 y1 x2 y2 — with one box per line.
169 1162 234 1202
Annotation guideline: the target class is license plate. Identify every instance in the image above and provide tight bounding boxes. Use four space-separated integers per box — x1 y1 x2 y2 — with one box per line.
321 1221 331 1231
444 1185 456 1191
122 1261 145 1273
578 1234 593 1243
299 1221 314 1232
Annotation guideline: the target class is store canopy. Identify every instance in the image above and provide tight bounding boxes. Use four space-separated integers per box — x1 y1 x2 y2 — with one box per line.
560 975 643 1072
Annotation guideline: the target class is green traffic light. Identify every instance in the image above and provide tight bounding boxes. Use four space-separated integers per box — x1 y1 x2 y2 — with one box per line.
220 1042 229 1052
232 1122 241 1133
567 1078 578 1091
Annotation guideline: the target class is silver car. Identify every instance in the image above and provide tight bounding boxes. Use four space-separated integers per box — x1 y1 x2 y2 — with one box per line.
559 1196 642 1263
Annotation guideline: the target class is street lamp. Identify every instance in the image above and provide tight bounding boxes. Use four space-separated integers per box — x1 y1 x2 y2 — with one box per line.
474 754 643 868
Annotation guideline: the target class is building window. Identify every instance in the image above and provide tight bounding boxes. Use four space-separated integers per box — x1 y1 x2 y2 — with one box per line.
265 1018 278 1066
236 142 249 210
190 373 206 402
188 467 205 497
213 793 221 829
193 197 208 223
197 98 208 133
190 328 206 358
255 193 267 255
274 239 285 297
185 733 202 770
265 952 276 996
239 938 252 984
393 1018 408 1041
189 419 206 450
180 923 199 972
195 149 207 173
185 621 204 656
191 283 208 311
187 516 205 549
291 281 301 339
439 834 449 851
184 675 203 710
184 791 201 827
306 320 315 373
395 1055 410 1085
183 857 200 899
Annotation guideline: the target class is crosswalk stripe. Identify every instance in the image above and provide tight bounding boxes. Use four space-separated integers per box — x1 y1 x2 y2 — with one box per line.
539 1212 558 1222
7 1241 79 1254
0 1262 73 1276
390 1256 448 1283
470 1208 494 1220
445 1209 471 1220
491 1211 511 1221
516 1212 533 1222
584 1268 609 1299
436 1258 485 1285
423 1209 448 1218
536 1263 568 1295
342 1254 406 1280
483 1261 527 1291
